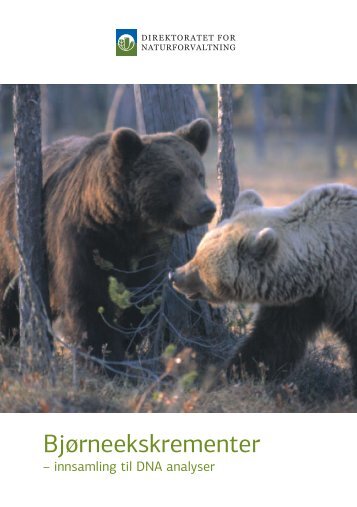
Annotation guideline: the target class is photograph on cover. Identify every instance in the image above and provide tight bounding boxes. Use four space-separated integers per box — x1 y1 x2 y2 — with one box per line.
0 84 356 413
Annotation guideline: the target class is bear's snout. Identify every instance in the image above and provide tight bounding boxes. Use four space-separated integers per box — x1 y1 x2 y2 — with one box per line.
168 270 176 283
168 268 188 287
197 199 216 222
168 268 184 287
168 265 203 301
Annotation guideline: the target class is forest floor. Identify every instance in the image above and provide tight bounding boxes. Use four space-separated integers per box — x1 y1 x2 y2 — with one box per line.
1 330 357 412
0 130 357 412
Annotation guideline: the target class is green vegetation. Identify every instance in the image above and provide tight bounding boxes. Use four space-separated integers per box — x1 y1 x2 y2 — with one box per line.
108 277 132 310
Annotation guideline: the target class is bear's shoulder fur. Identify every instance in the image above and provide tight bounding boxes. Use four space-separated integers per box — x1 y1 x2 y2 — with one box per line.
232 183 357 227
173 183 357 306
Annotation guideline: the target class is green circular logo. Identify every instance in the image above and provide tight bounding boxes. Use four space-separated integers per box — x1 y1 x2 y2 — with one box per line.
118 34 135 52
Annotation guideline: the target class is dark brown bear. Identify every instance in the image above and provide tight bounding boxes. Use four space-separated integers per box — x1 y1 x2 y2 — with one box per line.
0 119 216 364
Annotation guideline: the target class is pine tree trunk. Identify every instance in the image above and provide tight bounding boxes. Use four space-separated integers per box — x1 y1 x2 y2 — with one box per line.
105 85 126 131
134 84 227 361
0 85 3 163
217 84 239 222
325 84 341 178
252 84 265 162
106 85 137 131
40 84 50 146
13 84 54 378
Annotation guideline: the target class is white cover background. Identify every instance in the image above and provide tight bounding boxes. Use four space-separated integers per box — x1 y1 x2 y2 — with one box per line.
0 0 355 83
0 1 356 505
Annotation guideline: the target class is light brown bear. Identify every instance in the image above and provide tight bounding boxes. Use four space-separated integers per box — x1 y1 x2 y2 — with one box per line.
170 184 357 394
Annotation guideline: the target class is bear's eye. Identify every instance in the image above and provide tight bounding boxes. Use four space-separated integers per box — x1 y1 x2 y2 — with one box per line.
198 173 205 185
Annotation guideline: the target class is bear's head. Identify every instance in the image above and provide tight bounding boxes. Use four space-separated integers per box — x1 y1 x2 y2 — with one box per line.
169 189 279 304
110 118 216 233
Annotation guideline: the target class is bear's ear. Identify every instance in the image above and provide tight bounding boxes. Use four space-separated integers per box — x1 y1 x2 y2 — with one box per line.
111 128 144 164
232 189 264 216
175 118 211 155
239 227 278 260
250 228 278 260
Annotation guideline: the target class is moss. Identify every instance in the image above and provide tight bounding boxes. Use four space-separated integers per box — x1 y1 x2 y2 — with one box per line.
162 344 177 359
179 371 199 391
139 296 162 315
93 250 114 271
108 277 132 310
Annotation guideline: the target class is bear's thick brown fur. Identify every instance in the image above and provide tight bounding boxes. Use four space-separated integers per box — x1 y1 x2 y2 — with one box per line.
0 119 216 364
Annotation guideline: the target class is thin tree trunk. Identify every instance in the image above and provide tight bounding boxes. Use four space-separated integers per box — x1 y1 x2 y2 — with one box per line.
134 84 226 361
325 84 341 178
290 84 304 131
40 84 50 146
252 84 265 162
193 86 212 121
106 84 137 131
217 84 239 222
105 85 126 131
0 85 3 163
13 84 54 378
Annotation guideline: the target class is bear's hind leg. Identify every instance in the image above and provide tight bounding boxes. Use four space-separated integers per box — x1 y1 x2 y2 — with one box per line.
333 313 357 397
229 297 325 381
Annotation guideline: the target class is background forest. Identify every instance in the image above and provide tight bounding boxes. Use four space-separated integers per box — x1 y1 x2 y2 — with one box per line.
2 84 357 206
